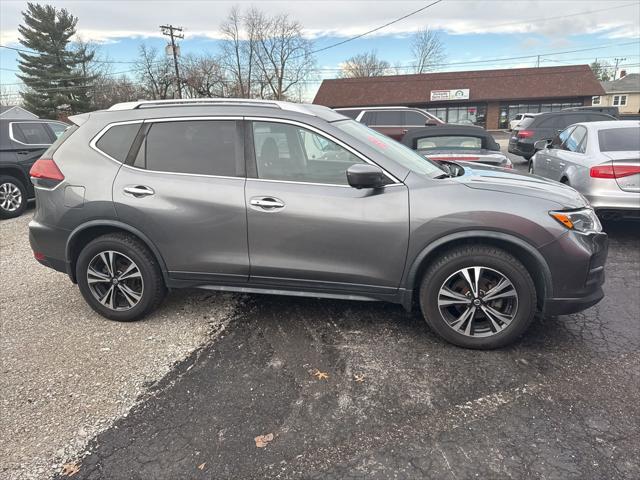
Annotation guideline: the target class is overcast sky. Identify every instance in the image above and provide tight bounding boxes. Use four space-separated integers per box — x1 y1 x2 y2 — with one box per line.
1 0 639 100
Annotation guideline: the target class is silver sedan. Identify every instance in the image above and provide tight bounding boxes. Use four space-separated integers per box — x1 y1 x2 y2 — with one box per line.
530 120 640 220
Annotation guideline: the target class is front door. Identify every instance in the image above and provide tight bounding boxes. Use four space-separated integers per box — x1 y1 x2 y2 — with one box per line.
244 119 409 295
112 118 249 284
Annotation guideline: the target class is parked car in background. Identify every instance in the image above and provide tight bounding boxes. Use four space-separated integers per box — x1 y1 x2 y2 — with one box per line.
0 118 68 218
509 113 536 131
531 120 640 220
402 125 512 168
29 98 609 350
509 111 616 161
335 106 444 141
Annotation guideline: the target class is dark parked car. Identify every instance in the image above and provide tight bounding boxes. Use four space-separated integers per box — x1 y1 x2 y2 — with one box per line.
508 111 616 162
563 106 620 118
29 99 608 350
0 118 68 218
335 106 443 141
401 125 512 168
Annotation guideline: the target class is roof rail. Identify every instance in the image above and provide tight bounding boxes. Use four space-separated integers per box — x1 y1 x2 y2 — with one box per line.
107 98 316 116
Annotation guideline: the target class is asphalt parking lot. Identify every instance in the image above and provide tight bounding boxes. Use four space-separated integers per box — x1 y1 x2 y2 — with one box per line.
1 143 639 480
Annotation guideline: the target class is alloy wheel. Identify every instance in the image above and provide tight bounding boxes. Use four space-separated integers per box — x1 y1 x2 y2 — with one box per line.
437 266 518 338
86 250 144 311
0 182 23 212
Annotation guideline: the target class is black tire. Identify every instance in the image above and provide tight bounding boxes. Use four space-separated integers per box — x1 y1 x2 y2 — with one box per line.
0 175 28 219
76 233 166 321
419 245 536 349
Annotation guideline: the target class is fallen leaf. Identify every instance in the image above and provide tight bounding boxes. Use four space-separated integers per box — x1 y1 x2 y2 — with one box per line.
61 463 80 477
313 369 329 380
254 433 274 448
197 462 206 470
354 373 365 383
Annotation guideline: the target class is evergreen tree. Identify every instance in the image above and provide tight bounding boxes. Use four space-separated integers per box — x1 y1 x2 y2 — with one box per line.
17 3 95 118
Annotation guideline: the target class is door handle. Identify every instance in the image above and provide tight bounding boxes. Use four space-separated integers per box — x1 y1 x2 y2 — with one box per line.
250 196 285 210
123 185 155 198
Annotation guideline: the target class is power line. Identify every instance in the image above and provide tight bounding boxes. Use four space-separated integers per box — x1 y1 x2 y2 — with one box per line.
307 0 444 56
0 44 143 64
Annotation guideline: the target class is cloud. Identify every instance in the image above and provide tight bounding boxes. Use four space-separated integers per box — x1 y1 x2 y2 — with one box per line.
1 0 638 45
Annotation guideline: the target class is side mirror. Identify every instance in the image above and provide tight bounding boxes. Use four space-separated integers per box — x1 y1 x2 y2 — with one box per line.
425 119 439 126
534 139 551 151
347 164 386 189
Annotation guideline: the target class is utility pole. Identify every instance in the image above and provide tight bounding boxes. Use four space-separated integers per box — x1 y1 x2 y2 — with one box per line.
160 24 184 99
536 55 540 68
613 57 627 80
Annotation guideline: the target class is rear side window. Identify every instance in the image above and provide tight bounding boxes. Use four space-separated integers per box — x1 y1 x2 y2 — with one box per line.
11 122 54 145
144 120 238 176
404 111 427 126
96 123 141 162
517 116 536 129
598 127 640 152
337 109 360 119
375 111 402 125
47 122 68 138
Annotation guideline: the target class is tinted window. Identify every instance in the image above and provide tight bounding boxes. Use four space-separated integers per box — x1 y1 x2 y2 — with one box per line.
96 123 141 162
564 126 587 153
47 122 68 138
337 109 360 119
375 111 402 125
12 122 53 145
417 136 482 150
598 127 640 152
517 116 536 129
252 121 364 185
404 111 427 126
145 120 238 176
361 111 376 126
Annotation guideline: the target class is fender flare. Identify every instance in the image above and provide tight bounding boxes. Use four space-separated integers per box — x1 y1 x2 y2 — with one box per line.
403 229 554 298
65 219 170 285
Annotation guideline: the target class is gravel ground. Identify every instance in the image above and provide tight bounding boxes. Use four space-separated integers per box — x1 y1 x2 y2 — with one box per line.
0 210 239 480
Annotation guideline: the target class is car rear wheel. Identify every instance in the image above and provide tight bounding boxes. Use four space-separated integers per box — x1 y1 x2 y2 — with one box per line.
76 233 166 321
419 245 536 349
0 175 27 219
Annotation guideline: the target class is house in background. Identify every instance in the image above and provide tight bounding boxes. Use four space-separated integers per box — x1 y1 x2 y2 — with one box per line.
596 72 640 115
0 105 39 120
313 65 604 130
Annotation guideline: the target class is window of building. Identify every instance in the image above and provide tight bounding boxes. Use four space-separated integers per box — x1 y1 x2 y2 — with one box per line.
252 121 364 185
143 120 238 176
425 107 447 123
96 123 141 162
613 95 627 106
592 96 601 105
11 122 54 145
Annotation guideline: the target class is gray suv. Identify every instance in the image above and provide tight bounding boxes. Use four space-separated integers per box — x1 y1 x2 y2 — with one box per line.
29 99 608 349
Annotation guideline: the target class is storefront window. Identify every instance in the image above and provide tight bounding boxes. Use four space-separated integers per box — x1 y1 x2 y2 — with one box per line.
426 105 486 127
498 101 583 129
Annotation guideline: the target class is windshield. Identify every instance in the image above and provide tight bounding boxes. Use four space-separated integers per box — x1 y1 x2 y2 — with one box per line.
598 127 640 152
334 120 445 177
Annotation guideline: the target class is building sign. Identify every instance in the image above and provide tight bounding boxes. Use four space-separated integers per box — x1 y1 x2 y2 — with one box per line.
430 89 470 101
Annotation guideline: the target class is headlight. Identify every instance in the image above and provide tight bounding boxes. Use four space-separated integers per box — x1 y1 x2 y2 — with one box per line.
549 208 602 234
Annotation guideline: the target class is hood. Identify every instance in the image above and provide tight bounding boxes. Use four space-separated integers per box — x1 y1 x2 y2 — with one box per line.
453 162 588 209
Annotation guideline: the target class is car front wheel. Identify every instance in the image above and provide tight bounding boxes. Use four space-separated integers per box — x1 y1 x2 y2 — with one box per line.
0 175 27 219
419 245 536 349
76 233 166 321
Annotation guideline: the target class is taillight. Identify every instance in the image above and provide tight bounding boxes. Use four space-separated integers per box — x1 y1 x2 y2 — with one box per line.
29 158 64 182
517 130 534 138
590 164 640 179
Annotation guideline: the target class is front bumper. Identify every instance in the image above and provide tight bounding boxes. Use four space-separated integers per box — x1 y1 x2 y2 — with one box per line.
539 230 608 316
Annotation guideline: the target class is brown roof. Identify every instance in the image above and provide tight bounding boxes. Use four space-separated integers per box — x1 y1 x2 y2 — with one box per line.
313 65 605 107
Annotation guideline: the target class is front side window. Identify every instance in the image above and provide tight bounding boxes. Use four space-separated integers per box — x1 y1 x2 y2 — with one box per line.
143 120 238 176
555 126 574 148
252 121 365 185
11 122 53 145
96 123 141 162
416 136 482 150
404 111 427 126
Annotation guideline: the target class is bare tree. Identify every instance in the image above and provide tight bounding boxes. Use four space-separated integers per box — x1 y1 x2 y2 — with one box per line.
90 75 143 109
136 44 174 100
340 51 390 78
411 28 445 73
249 13 315 100
219 6 256 98
181 53 227 98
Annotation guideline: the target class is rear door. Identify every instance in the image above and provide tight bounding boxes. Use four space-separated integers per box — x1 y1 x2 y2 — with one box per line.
111 118 249 284
536 126 574 178
244 118 409 295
